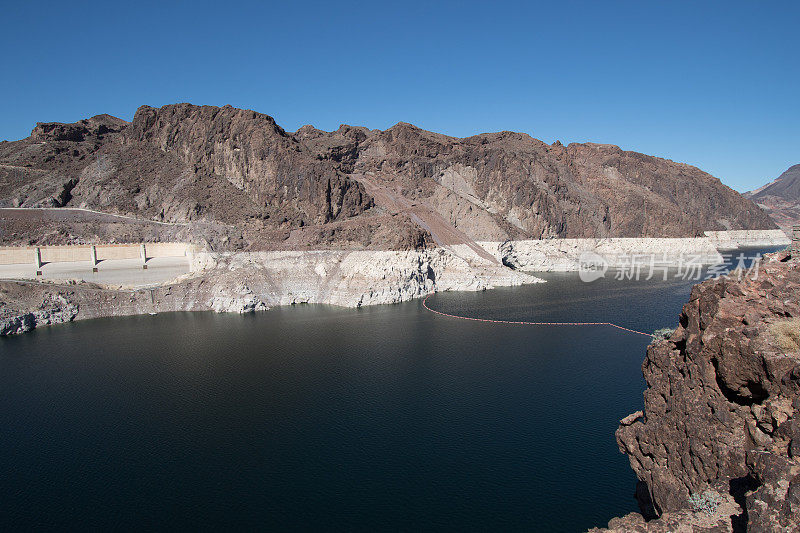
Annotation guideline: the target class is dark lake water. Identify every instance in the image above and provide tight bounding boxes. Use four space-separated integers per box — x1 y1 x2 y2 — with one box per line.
0 248 778 531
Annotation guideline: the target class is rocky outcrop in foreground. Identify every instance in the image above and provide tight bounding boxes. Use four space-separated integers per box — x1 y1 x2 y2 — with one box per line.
593 250 800 532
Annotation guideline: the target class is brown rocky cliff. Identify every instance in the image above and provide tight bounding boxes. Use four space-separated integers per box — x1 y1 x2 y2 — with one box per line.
122 104 373 225
0 104 400 250
302 121 776 240
566 143 774 238
604 251 800 532
0 103 777 250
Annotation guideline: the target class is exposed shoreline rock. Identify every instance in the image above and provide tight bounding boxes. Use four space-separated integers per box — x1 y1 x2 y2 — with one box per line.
704 230 791 250
485 237 725 272
1 230 791 337
480 231 789 272
0 292 79 336
0 246 538 336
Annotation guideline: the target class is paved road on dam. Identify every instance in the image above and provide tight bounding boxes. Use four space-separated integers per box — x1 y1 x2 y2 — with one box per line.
0 257 190 288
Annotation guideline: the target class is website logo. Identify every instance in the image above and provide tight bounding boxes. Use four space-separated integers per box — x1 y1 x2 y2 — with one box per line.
578 251 609 282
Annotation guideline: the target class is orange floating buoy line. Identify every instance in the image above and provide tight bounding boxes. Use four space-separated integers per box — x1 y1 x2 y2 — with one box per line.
421 293 654 338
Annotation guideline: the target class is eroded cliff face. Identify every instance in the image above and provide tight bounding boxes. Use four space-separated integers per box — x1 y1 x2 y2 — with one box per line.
0 103 776 251
300 122 775 240
121 104 372 225
600 251 800 532
0 105 420 251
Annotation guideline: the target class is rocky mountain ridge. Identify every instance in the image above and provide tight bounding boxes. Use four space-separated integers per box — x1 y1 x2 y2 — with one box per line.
0 103 777 251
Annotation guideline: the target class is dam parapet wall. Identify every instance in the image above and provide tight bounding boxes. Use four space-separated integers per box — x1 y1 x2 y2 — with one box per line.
0 242 196 266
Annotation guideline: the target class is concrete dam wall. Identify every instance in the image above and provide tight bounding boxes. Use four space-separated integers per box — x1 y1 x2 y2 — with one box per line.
0 242 193 266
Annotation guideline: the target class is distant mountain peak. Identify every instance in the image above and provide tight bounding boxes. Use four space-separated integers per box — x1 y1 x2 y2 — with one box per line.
745 164 800 235
748 164 800 202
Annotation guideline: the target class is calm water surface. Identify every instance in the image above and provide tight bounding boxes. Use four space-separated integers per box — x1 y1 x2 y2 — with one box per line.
0 249 777 531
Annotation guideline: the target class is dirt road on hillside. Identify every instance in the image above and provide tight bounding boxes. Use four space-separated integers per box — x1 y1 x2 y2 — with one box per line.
352 175 499 264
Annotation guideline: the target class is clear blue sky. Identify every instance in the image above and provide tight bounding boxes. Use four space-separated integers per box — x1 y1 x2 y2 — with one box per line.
2 0 797 191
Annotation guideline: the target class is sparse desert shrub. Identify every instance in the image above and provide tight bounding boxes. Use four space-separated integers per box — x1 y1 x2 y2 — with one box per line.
688 490 722 516
771 318 800 352
652 327 674 340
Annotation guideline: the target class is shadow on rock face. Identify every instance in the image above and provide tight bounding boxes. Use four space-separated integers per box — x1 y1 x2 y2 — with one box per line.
729 474 759 533
635 480 659 520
